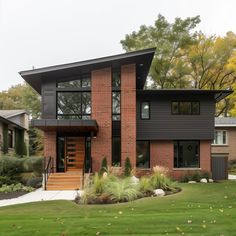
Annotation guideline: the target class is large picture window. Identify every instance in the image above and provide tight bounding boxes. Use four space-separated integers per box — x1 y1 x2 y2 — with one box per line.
212 130 227 145
174 140 200 168
57 92 91 119
172 101 200 115
136 141 150 168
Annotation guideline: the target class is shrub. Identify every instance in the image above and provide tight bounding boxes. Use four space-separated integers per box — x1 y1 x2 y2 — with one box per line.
138 176 154 195
228 159 236 170
105 178 141 203
26 177 43 188
181 171 211 182
99 157 108 175
124 157 132 176
0 156 24 177
22 156 43 174
0 176 17 187
0 183 34 193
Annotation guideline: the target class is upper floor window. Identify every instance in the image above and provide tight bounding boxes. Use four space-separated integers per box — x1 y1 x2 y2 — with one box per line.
57 75 91 88
57 92 91 120
212 130 227 145
112 92 120 121
141 102 150 120
172 101 200 115
112 71 121 89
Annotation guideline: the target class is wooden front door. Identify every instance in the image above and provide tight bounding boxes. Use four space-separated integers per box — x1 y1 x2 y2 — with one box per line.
65 137 85 171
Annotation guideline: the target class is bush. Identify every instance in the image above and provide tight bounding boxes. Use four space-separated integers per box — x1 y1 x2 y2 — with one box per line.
124 157 132 176
22 156 43 175
0 183 34 193
138 176 154 195
26 177 43 188
181 171 211 182
0 176 17 187
228 159 236 170
99 157 108 175
0 156 24 177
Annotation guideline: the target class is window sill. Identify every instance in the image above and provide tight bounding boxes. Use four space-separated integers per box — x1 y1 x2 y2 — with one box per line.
211 144 228 147
173 168 201 171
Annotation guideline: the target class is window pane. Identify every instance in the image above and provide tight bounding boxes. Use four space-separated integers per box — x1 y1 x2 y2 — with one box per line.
136 141 150 168
141 102 150 119
222 131 227 144
112 115 120 121
57 79 81 88
112 92 120 114
8 130 13 148
112 71 121 88
172 102 178 114
179 102 191 114
214 131 227 145
112 137 121 166
174 140 199 168
82 92 91 114
81 77 91 87
192 102 200 114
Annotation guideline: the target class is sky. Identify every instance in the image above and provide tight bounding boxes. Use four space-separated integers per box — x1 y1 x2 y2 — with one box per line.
0 0 236 92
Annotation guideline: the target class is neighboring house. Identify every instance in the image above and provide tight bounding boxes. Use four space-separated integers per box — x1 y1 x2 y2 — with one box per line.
19 48 231 189
212 117 236 161
0 110 29 156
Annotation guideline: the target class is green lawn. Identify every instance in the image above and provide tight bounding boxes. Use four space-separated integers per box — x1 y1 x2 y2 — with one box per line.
1 181 236 236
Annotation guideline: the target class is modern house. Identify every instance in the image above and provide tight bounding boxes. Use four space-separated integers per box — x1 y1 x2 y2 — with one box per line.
19 48 231 189
0 110 29 156
212 117 236 161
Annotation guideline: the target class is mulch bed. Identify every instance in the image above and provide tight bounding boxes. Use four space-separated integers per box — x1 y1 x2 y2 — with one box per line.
0 191 28 200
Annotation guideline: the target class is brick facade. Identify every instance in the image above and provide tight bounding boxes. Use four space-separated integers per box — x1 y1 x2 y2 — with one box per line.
121 64 136 167
91 68 112 172
150 140 211 180
44 131 57 169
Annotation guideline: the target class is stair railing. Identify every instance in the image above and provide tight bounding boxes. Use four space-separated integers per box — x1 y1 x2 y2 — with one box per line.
44 156 53 190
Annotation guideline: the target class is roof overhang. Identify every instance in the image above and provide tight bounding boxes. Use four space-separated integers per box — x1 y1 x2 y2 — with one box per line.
31 119 98 136
215 124 236 127
0 116 26 130
19 48 156 94
137 89 233 102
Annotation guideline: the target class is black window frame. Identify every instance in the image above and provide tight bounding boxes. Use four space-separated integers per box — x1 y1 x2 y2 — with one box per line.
136 140 150 168
112 136 121 167
57 74 91 89
56 91 91 120
171 101 200 115
174 140 200 168
140 101 150 120
112 69 121 121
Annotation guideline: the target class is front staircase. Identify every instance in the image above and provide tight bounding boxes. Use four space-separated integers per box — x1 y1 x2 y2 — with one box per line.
46 171 83 190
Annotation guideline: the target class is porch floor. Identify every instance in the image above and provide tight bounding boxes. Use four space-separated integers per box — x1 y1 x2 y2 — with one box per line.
46 170 83 190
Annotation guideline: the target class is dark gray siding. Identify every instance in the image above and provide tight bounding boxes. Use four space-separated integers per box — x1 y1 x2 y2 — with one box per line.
41 79 56 119
136 92 215 140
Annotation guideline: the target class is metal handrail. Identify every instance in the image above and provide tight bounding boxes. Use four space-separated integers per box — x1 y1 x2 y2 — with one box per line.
44 156 53 190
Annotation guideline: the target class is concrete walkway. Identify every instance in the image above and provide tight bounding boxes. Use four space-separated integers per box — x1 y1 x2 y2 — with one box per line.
0 188 80 207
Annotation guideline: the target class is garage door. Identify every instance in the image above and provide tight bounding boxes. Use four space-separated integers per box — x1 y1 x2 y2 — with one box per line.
211 156 228 180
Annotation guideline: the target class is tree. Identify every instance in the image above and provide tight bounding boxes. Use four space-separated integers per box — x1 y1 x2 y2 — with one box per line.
121 14 200 88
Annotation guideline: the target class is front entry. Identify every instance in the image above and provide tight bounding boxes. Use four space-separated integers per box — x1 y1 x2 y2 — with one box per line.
65 137 85 171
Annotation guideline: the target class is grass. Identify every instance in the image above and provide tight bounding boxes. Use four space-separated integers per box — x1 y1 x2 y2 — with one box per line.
0 181 236 235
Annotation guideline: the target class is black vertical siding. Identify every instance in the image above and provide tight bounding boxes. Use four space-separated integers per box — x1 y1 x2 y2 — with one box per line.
137 92 215 140
41 79 56 119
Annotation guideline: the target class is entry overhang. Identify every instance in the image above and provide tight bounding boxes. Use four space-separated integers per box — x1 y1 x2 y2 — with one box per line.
31 119 98 135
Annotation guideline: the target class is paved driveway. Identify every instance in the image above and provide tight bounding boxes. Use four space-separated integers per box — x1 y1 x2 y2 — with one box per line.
0 188 80 207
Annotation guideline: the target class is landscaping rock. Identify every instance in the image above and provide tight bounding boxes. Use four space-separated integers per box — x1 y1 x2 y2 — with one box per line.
188 181 197 183
130 175 139 184
208 178 214 183
153 189 165 197
200 178 208 183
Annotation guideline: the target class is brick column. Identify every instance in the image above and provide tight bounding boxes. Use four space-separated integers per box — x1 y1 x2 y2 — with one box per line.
200 140 211 172
121 64 136 168
44 131 57 170
91 68 112 172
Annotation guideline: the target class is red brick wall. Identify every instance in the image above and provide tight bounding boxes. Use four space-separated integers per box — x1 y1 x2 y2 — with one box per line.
44 131 57 169
91 68 112 172
150 140 212 180
121 64 136 167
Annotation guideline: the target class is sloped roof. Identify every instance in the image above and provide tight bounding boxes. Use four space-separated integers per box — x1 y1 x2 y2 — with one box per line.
0 110 28 119
215 117 236 127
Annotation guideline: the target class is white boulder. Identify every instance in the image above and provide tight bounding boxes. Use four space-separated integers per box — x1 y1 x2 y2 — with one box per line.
200 178 208 183
188 181 197 183
130 175 139 184
208 178 214 183
153 189 165 197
